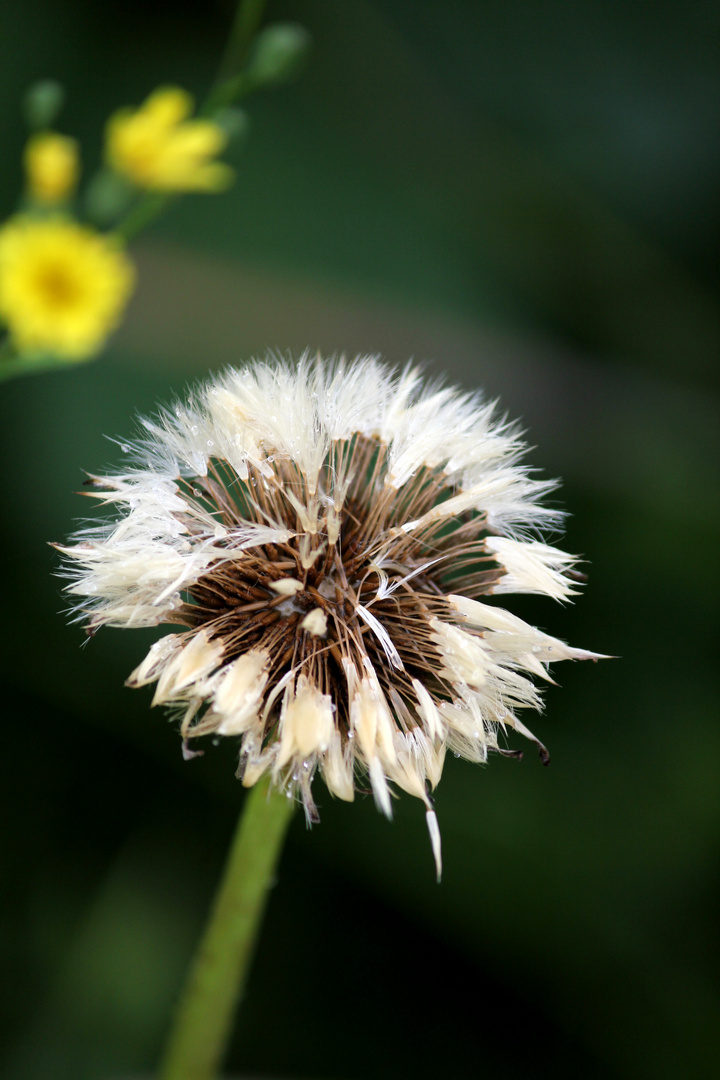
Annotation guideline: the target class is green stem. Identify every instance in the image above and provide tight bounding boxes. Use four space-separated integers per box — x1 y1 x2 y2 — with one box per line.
0 340 80 382
203 0 267 114
215 0 267 88
114 192 170 243
158 776 295 1080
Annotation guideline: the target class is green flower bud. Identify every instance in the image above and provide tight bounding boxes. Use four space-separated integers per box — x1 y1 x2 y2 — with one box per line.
23 80 65 131
84 169 135 226
213 107 250 142
246 24 311 87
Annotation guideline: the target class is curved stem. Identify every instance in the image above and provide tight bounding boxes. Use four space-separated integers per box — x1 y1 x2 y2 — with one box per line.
159 776 295 1080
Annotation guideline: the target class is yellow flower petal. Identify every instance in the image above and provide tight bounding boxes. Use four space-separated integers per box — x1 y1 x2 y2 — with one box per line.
0 217 135 359
143 87 194 127
169 123 228 157
169 162 235 193
104 85 232 193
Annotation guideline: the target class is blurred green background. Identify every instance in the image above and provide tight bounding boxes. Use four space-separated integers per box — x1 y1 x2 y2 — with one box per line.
1 1 718 1078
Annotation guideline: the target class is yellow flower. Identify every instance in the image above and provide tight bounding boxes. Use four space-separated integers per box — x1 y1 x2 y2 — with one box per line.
24 132 80 204
0 217 135 359
105 87 234 192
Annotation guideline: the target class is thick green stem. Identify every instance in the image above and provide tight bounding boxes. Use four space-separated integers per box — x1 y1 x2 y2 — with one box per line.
159 776 295 1080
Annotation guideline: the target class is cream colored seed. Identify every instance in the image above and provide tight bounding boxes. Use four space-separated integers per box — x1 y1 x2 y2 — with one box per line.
270 578 304 596
301 608 328 637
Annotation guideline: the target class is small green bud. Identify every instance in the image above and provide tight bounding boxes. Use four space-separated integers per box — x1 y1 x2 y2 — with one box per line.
84 169 135 226
214 107 250 142
23 80 65 130
246 24 311 87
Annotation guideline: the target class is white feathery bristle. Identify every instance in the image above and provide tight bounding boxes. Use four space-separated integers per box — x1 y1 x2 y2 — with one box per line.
320 730 355 801
368 756 393 819
429 618 491 688
412 677 446 743
152 629 224 705
426 809 443 883
275 676 335 768
352 665 397 767
486 537 580 601
355 604 404 671
213 650 269 735
127 634 182 687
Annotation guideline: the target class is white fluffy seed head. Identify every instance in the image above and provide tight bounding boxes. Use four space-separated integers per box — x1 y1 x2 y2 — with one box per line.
58 353 604 866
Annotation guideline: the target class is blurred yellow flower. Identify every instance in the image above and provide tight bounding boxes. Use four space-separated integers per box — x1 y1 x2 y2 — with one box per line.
24 132 79 204
105 87 234 192
0 217 135 359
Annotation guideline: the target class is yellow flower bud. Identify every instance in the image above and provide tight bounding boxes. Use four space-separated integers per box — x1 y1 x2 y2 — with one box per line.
24 132 79 204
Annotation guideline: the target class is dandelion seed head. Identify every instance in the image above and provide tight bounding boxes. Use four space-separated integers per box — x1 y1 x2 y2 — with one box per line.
57 354 604 876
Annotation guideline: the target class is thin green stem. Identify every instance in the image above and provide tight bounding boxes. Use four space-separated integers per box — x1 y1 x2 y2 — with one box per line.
203 0 267 114
114 192 170 243
215 0 268 88
158 776 295 1080
0 339 80 382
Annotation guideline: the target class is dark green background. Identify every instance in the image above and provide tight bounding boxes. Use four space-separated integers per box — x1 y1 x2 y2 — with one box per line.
0 2 718 1078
